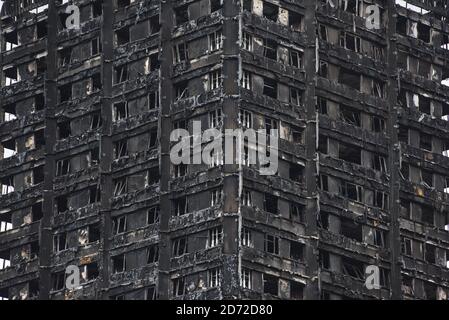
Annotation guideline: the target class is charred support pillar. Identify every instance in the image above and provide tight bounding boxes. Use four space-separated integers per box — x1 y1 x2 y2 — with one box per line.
386 2 402 300
99 0 114 299
303 0 319 300
221 0 240 299
39 0 57 299
158 1 174 300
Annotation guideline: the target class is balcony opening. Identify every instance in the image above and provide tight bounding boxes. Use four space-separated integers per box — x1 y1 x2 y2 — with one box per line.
150 53 160 70
290 281 304 300
341 217 362 242
263 274 278 296
424 282 437 300
149 129 158 148
147 206 160 225
290 203 304 223
29 280 39 298
372 116 385 133
56 158 70 176
418 96 431 115
319 250 330 269
342 181 362 202
264 234 279 254
149 91 159 109
263 2 278 22
373 154 387 173
91 73 101 92
397 16 407 35
339 142 361 165
89 185 100 204
37 20 48 39
174 81 188 101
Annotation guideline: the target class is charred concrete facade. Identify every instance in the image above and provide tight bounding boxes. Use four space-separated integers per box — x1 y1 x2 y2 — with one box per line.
1 0 449 301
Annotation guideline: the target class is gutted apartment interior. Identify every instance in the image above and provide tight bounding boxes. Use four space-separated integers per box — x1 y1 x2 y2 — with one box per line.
0 0 449 300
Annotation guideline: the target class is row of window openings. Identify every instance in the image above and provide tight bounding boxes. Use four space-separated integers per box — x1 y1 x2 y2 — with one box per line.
174 0 223 26
400 162 449 193
318 61 385 98
0 202 43 234
398 90 449 120
319 136 388 172
174 70 222 101
398 125 449 156
318 25 385 61
3 1 160 51
173 30 223 64
241 32 303 68
317 97 386 133
241 0 302 31
401 237 449 268
400 199 449 229
318 174 389 210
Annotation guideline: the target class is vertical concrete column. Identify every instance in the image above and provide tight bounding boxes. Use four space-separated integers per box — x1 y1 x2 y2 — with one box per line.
303 0 319 300
158 0 174 299
99 0 114 299
386 1 402 300
39 0 57 299
221 0 240 299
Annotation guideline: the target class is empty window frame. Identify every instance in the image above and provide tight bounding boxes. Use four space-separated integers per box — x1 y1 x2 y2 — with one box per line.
241 268 252 289
264 234 279 255
112 215 127 234
112 254 126 273
242 70 252 90
209 108 222 128
262 2 278 21
113 177 128 196
264 193 278 214
1 176 15 195
290 241 304 261
172 277 185 297
53 233 68 252
173 42 188 64
339 142 362 164
147 244 159 264
208 70 221 90
56 158 71 176
147 205 160 225
263 274 278 296
339 104 361 126
263 38 277 60
339 68 360 91
174 5 189 25
210 188 223 206
340 217 362 242
174 197 187 216
241 227 252 247
209 30 223 52
208 226 223 247
114 139 128 159
372 154 388 173
172 236 188 256
242 32 253 51
113 102 128 121
341 181 363 202
3 65 20 86
114 64 128 84
208 267 221 287
374 190 389 210
340 32 361 53
239 109 253 128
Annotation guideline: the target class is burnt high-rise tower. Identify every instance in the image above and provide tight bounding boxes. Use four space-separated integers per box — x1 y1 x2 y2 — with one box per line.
1 0 449 300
